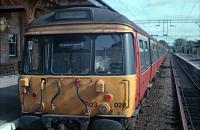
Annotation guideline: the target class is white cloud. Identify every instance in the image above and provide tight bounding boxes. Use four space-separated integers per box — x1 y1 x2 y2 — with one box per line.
146 0 169 6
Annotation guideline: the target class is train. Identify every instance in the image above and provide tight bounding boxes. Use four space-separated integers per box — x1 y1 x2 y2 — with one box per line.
18 5 167 130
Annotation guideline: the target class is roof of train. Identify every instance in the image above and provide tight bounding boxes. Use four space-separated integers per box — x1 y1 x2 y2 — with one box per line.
29 6 158 43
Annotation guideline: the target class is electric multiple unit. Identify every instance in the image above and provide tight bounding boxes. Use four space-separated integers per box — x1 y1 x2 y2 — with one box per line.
19 6 167 130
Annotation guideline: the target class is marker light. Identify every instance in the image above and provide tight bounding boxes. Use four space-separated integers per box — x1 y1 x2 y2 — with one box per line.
74 78 80 85
105 94 113 102
96 80 105 93
19 78 29 87
32 92 37 97
99 103 110 113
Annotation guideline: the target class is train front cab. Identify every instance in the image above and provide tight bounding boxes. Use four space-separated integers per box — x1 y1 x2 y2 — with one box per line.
19 24 141 130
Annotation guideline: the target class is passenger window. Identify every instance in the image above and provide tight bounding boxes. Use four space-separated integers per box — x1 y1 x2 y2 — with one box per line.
154 44 157 62
144 41 150 68
150 42 154 63
155 45 158 60
139 39 146 72
150 42 157 63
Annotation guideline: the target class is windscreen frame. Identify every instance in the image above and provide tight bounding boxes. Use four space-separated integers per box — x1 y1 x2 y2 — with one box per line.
21 33 136 76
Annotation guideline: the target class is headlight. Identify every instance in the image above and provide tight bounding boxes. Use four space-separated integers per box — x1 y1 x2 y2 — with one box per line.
99 103 110 113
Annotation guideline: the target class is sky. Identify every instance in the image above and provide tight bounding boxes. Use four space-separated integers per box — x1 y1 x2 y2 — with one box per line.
104 0 200 45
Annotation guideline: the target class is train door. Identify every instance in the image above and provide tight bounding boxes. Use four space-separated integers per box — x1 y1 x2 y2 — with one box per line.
134 32 140 107
138 34 151 100
148 39 153 82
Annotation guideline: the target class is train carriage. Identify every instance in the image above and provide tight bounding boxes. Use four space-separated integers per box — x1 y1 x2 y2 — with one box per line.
19 6 167 130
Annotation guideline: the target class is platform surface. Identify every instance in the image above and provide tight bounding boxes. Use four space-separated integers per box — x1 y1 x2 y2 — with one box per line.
175 53 200 69
0 75 20 127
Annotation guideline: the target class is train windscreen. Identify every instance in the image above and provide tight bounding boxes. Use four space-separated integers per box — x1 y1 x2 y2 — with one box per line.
23 33 135 75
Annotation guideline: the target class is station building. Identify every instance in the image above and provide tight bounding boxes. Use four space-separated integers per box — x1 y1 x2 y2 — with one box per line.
0 0 90 75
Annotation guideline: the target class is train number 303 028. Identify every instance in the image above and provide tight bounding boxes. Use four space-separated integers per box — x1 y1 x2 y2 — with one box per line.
86 102 127 108
114 103 127 108
86 102 98 107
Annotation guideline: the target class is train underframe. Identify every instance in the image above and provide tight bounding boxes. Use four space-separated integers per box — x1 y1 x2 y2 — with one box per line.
20 113 139 130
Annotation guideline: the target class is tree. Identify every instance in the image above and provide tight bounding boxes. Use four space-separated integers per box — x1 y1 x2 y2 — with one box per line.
159 40 169 48
173 38 187 52
195 40 200 45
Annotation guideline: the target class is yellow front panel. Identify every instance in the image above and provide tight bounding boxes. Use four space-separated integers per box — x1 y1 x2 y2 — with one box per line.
19 75 137 117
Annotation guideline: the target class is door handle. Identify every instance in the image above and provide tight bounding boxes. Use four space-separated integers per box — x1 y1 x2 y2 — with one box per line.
142 81 145 85
120 80 130 109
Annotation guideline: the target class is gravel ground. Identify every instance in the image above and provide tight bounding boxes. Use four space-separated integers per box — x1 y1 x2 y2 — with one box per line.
134 55 181 130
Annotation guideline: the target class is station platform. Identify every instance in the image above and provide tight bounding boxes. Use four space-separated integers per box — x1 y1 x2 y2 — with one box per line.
0 75 18 88
0 75 20 130
175 53 200 69
174 53 200 87
172 54 200 129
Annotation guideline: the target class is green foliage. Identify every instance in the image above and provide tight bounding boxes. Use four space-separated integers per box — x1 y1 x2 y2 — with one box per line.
173 38 200 54
159 40 169 48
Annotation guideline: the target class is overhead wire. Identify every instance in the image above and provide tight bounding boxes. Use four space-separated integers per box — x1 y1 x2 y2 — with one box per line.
117 0 136 18
135 0 152 33
116 0 153 33
180 0 186 17
136 0 149 18
103 0 199 42
178 0 199 33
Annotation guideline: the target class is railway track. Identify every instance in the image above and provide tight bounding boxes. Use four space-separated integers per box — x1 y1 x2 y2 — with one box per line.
171 54 200 130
